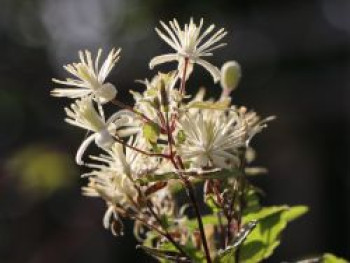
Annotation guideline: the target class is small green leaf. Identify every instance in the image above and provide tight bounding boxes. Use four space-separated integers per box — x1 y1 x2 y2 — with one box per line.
176 130 186 145
188 100 230 110
157 239 205 263
137 244 188 262
323 253 349 263
244 189 261 213
186 215 221 232
291 253 349 263
137 172 178 184
205 194 221 213
160 214 170 230
194 168 241 180
143 122 160 144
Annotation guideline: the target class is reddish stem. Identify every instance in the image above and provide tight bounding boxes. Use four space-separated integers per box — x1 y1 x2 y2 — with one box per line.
114 137 168 158
110 98 154 124
180 57 189 95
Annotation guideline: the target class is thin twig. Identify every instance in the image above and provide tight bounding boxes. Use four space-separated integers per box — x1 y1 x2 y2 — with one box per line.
146 201 189 258
110 98 154 124
180 57 189 95
184 179 212 263
167 58 212 263
234 149 247 263
114 137 168 158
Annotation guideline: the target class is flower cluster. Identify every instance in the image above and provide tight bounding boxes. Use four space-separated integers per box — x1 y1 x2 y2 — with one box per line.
52 18 275 263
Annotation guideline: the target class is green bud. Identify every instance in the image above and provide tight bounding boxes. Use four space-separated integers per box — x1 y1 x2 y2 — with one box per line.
220 61 241 92
152 97 161 110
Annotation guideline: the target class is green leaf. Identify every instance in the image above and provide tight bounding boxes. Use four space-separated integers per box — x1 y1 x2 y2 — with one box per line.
186 215 221 232
243 206 287 223
205 194 221 213
243 189 261 213
187 100 230 110
215 221 257 263
176 130 186 145
290 253 348 263
137 244 188 262
193 168 241 180
143 122 160 144
282 206 309 222
323 253 349 263
239 205 308 263
137 172 178 184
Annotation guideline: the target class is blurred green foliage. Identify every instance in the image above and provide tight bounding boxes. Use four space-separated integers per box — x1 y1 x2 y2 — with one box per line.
7 144 77 197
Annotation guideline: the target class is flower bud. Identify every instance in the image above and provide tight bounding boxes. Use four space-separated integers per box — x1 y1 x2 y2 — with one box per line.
95 83 117 104
220 61 241 93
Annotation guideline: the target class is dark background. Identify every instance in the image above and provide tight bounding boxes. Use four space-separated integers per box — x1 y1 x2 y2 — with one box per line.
0 0 349 262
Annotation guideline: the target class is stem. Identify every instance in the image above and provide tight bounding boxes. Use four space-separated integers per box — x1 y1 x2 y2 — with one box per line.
114 137 168 158
165 111 174 158
164 62 212 262
130 185 189 260
180 58 189 95
184 179 212 263
225 178 237 248
234 149 247 263
146 201 189 258
217 212 226 249
110 98 154 124
219 88 231 101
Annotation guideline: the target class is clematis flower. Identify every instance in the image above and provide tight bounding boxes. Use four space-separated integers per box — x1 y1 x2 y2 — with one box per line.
52 48 120 103
85 138 157 180
178 109 246 169
238 106 276 145
150 18 227 83
64 97 136 165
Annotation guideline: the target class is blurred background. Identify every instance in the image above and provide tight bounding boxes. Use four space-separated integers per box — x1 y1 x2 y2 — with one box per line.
0 0 349 262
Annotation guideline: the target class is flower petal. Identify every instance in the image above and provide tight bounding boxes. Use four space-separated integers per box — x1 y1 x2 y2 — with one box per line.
76 133 96 165
51 88 92 98
149 54 178 69
195 59 221 83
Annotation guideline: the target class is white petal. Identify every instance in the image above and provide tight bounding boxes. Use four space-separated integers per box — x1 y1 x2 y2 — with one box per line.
51 88 92 98
52 78 87 88
76 133 96 165
103 206 114 229
196 59 221 83
149 54 178 69
106 110 136 125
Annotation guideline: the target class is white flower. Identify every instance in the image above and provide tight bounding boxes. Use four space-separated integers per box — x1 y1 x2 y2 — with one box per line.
238 107 276 145
82 139 157 234
178 109 246 169
52 48 120 103
132 72 182 124
86 138 157 180
150 18 227 83
65 97 136 165
82 168 137 207
82 168 138 234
